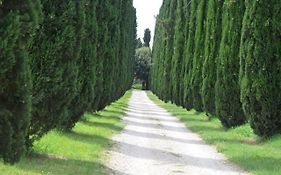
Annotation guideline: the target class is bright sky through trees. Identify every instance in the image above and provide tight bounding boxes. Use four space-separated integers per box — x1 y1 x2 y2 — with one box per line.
133 0 163 44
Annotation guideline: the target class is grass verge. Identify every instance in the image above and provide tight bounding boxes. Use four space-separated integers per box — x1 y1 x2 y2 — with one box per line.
132 83 143 90
0 91 132 175
147 91 281 175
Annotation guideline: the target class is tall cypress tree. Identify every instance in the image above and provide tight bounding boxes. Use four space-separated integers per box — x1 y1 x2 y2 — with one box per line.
0 0 41 163
189 0 207 112
179 0 192 107
240 0 281 137
162 0 177 102
143 28 151 47
150 15 160 95
29 0 82 142
96 0 114 110
215 0 246 128
57 0 88 130
183 0 198 110
201 0 224 116
151 0 169 100
171 0 186 106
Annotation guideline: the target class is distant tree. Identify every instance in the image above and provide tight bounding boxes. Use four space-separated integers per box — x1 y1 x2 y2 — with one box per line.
135 47 152 90
143 28 151 47
136 38 143 48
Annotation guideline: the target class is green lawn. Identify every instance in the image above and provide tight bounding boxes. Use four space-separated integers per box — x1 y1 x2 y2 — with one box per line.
147 91 281 175
0 91 132 175
132 83 143 90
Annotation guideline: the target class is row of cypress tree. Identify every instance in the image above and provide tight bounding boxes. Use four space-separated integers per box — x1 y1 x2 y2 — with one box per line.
151 0 281 138
0 0 136 164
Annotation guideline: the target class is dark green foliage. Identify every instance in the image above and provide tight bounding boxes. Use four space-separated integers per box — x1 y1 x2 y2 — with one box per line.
30 0 83 142
57 0 88 131
150 0 176 101
151 0 281 138
0 0 41 163
135 47 152 90
163 1 178 102
239 0 281 137
183 0 198 110
136 38 143 49
150 0 168 100
179 0 192 107
201 0 224 116
93 0 112 111
189 0 207 112
170 0 186 106
215 0 246 128
143 28 151 47
1 0 136 163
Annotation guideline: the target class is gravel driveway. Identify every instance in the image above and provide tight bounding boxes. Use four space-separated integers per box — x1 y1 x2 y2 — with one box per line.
107 90 249 175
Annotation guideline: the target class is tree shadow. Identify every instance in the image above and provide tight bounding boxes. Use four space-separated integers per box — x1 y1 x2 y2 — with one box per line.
127 107 167 114
113 141 245 173
80 119 123 132
123 118 217 133
64 131 111 146
105 109 125 117
113 101 128 109
187 125 226 133
15 153 130 175
127 113 179 122
123 119 182 131
231 155 281 173
124 128 206 145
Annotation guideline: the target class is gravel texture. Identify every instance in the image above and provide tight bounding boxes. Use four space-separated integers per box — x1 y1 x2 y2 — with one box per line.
107 90 249 175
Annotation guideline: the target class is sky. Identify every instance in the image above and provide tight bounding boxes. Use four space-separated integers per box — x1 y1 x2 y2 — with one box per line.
133 0 163 45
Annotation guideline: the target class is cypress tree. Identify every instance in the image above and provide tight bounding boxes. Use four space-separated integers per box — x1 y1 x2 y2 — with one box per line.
0 0 41 163
171 0 186 106
201 0 224 116
163 1 177 102
57 0 88 130
0 0 136 162
183 0 198 110
95 0 114 110
215 0 246 128
189 0 207 112
179 0 192 107
143 28 151 47
151 0 169 100
150 14 160 95
240 0 281 137
29 0 82 142
91 0 106 111
93 0 135 110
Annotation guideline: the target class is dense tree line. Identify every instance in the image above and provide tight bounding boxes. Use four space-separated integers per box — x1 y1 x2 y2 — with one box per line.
0 0 136 163
151 0 281 137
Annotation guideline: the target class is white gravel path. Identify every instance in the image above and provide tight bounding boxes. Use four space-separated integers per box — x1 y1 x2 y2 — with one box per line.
107 90 249 175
